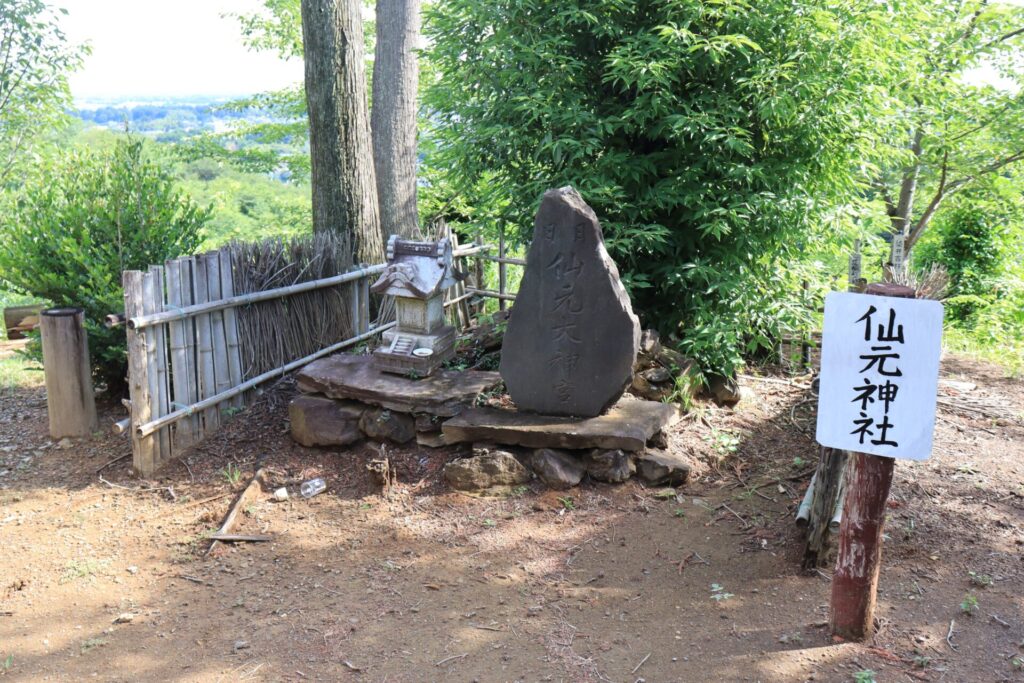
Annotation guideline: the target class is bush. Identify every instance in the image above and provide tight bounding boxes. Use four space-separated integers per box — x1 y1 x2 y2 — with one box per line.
0 139 209 391
424 0 899 376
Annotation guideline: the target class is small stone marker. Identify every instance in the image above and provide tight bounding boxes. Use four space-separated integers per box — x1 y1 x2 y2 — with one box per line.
500 186 640 417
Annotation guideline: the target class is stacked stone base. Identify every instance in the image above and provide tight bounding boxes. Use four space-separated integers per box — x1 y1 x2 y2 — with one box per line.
291 353 691 491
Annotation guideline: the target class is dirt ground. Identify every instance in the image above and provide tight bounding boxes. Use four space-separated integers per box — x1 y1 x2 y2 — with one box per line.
1 343 1022 682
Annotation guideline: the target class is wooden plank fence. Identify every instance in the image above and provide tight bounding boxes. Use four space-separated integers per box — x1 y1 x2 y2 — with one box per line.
122 237 523 477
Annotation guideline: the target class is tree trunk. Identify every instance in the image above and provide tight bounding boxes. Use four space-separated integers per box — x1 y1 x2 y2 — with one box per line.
40 307 97 438
372 0 422 239
301 0 384 265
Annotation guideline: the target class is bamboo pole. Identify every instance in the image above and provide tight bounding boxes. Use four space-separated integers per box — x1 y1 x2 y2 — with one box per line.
166 259 195 450
124 271 156 475
205 253 233 404
136 322 396 438
219 249 244 406
143 268 171 466
192 255 219 432
39 307 97 438
498 225 508 312
466 288 516 302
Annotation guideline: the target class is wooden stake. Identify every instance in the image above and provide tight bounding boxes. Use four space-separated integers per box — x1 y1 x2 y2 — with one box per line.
207 468 267 555
829 282 915 640
39 307 97 438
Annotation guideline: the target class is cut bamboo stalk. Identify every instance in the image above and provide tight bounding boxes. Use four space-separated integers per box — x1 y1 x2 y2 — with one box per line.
466 288 516 302
137 322 395 438
218 249 244 406
166 259 195 450
39 307 97 438
178 257 202 442
192 255 220 432
474 227 484 317
498 226 507 312
205 254 233 413
112 417 131 435
124 271 156 475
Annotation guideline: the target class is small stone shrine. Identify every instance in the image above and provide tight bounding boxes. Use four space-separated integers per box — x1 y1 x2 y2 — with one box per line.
370 235 458 376
500 186 640 417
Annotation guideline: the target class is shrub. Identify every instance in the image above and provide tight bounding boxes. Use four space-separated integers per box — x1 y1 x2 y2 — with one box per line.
424 0 900 376
0 138 209 392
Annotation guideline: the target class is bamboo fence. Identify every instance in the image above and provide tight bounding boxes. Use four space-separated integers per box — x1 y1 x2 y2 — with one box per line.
122 231 522 476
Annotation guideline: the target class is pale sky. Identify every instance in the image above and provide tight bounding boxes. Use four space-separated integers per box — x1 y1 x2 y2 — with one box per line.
61 0 303 102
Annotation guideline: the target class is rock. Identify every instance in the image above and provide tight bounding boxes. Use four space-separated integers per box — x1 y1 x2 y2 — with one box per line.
500 186 640 417
655 346 689 371
443 451 532 490
414 413 443 433
636 450 692 485
289 395 363 448
642 366 672 384
584 449 634 483
630 373 671 401
707 374 741 405
297 353 502 417
416 432 450 448
529 448 585 489
359 407 416 444
640 328 661 355
442 399 680 452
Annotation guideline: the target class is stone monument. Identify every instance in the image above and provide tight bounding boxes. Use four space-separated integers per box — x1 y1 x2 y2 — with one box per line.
500 186 640 417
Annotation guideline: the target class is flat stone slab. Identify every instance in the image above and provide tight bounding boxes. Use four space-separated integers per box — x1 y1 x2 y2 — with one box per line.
297 353 502 417
441 399 679 452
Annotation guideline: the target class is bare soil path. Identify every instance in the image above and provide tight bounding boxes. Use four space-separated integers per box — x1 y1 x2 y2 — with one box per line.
1 353 1022 682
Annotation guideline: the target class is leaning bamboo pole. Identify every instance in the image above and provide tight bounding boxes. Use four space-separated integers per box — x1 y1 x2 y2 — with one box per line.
136 322 396 438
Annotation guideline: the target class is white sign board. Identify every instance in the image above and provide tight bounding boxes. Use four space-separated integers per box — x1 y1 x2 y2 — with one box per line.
816 292 944 460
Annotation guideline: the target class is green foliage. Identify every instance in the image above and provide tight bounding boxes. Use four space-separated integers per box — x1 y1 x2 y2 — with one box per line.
424 0 900 376
0 0 87 185
0 139 209 391
937 204 1005 303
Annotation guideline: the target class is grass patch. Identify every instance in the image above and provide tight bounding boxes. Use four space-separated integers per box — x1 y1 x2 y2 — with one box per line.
0 355 43 396
944 327 1024 377
60 558 110 584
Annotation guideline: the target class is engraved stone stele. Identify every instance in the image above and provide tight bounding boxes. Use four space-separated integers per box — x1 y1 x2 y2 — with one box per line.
500 186 640 417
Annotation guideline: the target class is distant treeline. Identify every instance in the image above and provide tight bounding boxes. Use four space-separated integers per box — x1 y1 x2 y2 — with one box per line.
75 104 251 126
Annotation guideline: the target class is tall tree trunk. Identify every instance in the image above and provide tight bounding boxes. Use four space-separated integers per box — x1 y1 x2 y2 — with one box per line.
372 0 421 239
301 0 384 265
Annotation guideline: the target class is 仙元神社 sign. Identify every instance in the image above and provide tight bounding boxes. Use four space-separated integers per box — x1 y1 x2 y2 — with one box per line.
816 292 944 460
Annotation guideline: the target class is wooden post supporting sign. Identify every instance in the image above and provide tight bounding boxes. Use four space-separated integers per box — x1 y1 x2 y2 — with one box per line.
816 283 943 640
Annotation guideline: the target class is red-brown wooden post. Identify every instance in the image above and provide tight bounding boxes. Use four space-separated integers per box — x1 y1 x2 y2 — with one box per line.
829 282 915 640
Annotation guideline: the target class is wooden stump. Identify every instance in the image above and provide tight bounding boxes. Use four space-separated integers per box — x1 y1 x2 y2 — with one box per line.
40 307 97 438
